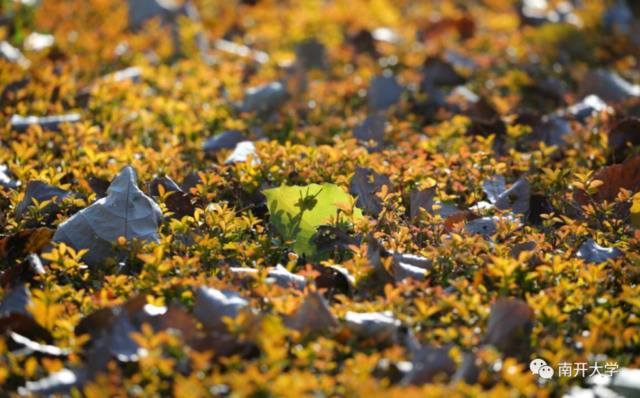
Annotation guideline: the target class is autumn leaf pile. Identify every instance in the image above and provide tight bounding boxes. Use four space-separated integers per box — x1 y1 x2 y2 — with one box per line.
1 0 640 396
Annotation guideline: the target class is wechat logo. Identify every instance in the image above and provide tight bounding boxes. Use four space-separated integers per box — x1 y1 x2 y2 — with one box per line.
530 358 554 380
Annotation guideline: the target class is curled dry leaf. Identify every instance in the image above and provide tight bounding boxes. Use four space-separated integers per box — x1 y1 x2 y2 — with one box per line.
0 313 53 344
0 285 52 345
483 298 534 359
602 0 635 33
52 166 163 268
266 264 307 289
451 352 481 385
24 32 54 52
371 27 401 44
102 66 142 84
463 97 506 137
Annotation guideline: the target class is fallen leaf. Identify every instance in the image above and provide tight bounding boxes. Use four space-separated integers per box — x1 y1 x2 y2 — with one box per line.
311 225 359 256
193 287 249 332
87 176 110 198
575 155 640 205
10 114 81 133
225 141 260 165
230 264 307 290
0 284 30 316
343 311 402 345
314 264 355 297
0 227 54 267
565 95 608 123
410 187 460 219
347 29 378 57
402 345 456 385
295 38 327 70
203 130 246 156
493 179 531 215
421 57 466 89
18 368 85 396
0 164 20 190
263 183 363 257
349 167 391 216
579 69 640 103
0 313 53 343
241 81 289 115
353 114 386 151
15 181 73 220
608 117 640 161
52 166 163 267
577 239 622 263
368 75 403 112
465 217 498 236
10 332 71 356
147 176 181 196
284 291 337 333
0 254 45 289
483 298 534 359
419 15 475 39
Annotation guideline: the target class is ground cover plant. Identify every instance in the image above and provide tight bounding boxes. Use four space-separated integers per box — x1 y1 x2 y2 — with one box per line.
0 0 640 396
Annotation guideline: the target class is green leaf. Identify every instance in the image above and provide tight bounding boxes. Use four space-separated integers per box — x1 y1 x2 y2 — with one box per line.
263 183 363 257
